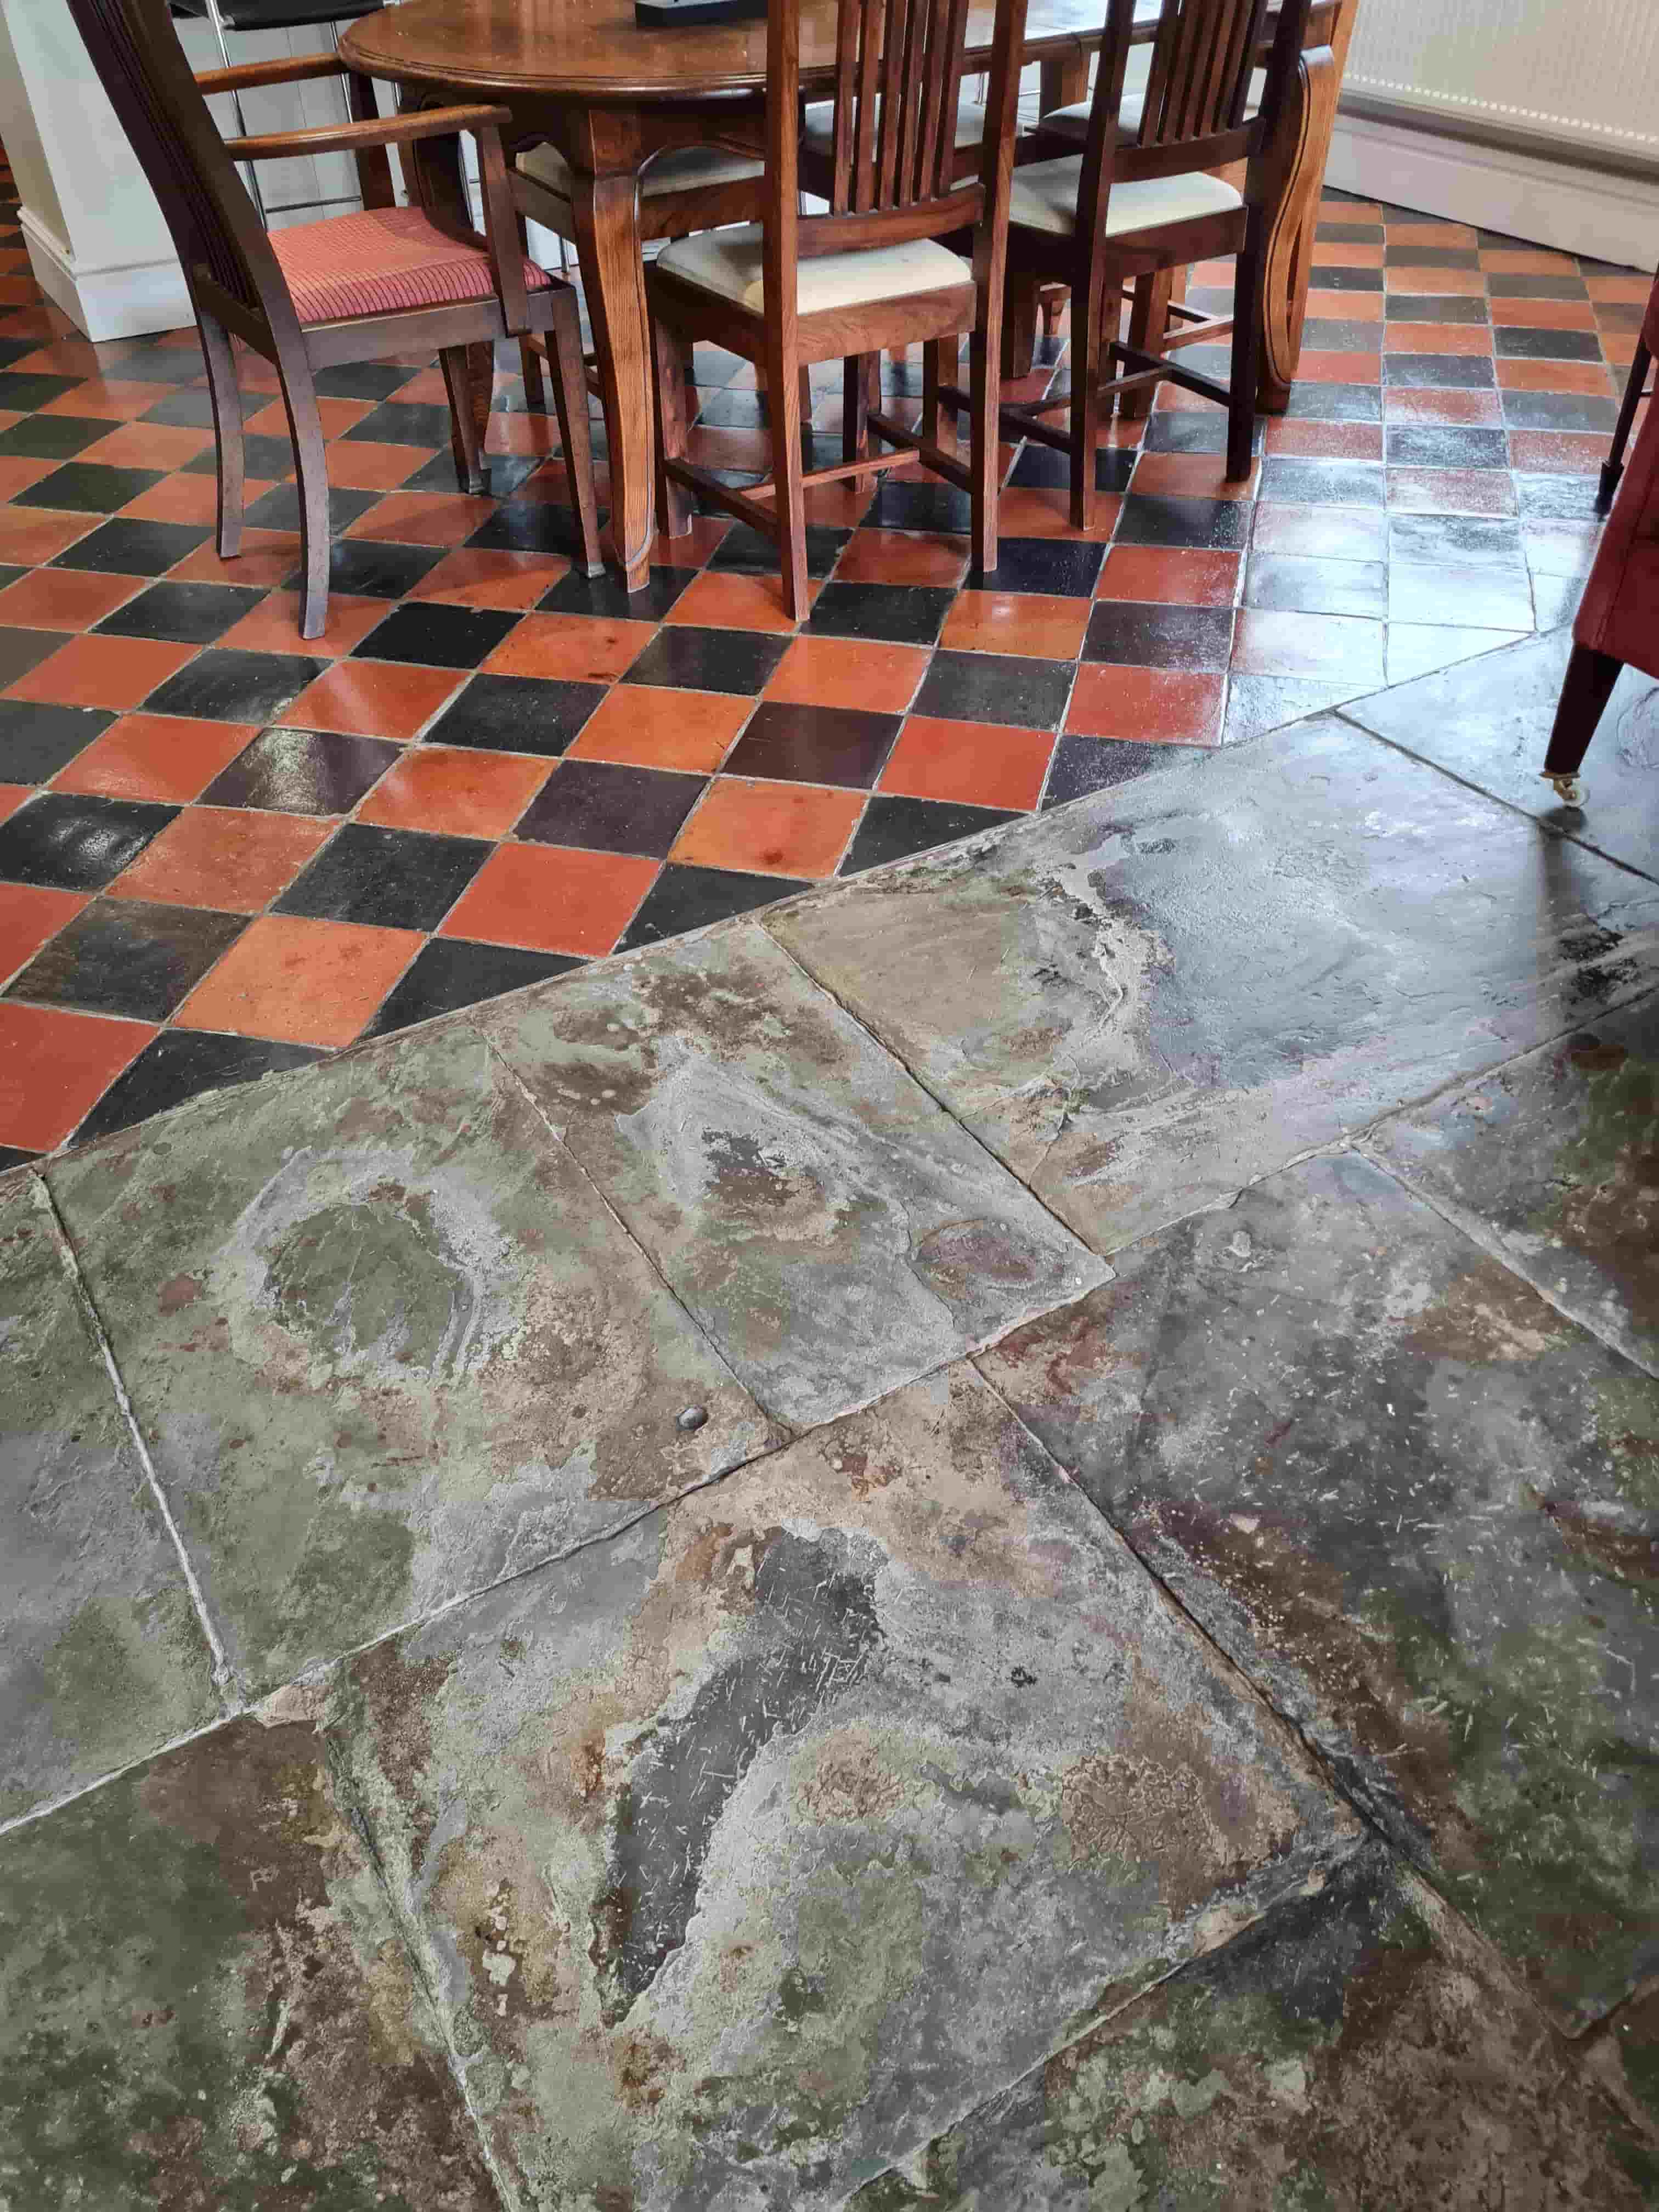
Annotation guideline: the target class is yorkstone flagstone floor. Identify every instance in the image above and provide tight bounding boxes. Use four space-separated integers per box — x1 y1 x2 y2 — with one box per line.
3 596 1658 2203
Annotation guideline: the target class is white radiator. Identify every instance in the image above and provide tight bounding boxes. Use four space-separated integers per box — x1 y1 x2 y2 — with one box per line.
1343 0 1659 165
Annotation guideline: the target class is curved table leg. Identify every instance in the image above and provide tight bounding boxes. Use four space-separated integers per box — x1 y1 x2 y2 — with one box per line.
1256 0 1357 413
570 167 655 592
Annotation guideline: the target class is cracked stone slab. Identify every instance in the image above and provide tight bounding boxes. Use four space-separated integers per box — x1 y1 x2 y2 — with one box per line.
46 1024 778 1697
844 1841 1658 2210
1369 993 1659 1378
977 1149 1659 2032
1342 628 1659 885
0 1709 499 2209
768 713 1659 1255
324 1363 1357 2210
481 923 1107 1427
1 1179 219 1823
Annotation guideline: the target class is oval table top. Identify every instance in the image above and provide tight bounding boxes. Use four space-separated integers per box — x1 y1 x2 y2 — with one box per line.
341 0 1138 103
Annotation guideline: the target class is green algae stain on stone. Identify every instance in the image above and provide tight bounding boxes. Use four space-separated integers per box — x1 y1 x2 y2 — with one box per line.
0 1713 495 2211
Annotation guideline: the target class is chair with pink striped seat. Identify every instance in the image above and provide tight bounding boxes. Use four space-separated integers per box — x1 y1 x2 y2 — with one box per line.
65 0 602 640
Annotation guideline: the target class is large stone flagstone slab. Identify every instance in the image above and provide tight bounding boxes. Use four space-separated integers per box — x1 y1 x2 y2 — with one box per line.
0 1711 498 2209
1342 627 1659 885
48 1024 778 1697
977 1150 1659 2030
1 1178 219 1823
844 1842 1657 2210
769 714 1659 1254
1370 992 1659 1378
325 1364 1357 2210
482 924 1107 1426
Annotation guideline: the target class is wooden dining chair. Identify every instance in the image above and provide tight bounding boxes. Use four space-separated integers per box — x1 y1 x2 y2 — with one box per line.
66 0 601 640
644 0 1030 621
1000 0 1312 523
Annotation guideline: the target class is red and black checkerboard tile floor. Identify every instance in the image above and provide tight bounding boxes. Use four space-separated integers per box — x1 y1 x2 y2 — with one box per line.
0 171 1646 1165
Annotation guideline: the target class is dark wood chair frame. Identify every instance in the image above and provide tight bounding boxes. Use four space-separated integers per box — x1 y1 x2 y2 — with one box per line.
66 0 601 640
998 0 1314 527
644 0 1031 620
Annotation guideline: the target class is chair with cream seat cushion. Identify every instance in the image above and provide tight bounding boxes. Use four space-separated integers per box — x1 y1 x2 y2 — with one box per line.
1036 52 1265 145
646 0 1029 619
1000 0 1313 527
515 139 766 239
801 94 989 171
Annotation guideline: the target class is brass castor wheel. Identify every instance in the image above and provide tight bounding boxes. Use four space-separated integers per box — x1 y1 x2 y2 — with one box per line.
1544 771 1586 809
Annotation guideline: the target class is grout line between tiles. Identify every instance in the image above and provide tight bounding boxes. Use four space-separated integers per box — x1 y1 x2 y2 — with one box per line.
29 1165 239 1701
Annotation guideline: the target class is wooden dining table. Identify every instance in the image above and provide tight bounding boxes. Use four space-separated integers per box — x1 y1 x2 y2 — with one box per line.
343 0 1358 591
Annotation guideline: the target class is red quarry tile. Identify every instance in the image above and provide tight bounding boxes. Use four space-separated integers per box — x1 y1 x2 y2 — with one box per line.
0 1002 155 1152
0 567 144 630
6 634 198 712
0 458 60 501
1488 297 1599 331
345 492 496 547
1383 387 1504 426
1094 546 1241 605
83 422 211 471
878 715 1054 810
1311 239 1382 267
248 394 369 441
1390 221 1478 247
939 590 1091 660
0 785 31 825
215 590 389 658
112 807 332 912
1064 663 1224 746
410 548 571 611
1304 289 1383 321
1496 358 1615 397
170 529 299 589
1262 418 1384 460
1131 451 1260 500
1386 467 1518 516
1479 247 1578 274
765 636 930 714
1383 268 1485 296
38 379 163 420
569 686 751 773
834 530 969 586
357 745 552 838
284 660 462 741
995 487 1123 540
671 777 864 877
120 473 259 528
439 842 658 956
1507 429 1615 474
0 882 87 979
173 913 421 1047
489 413 563 458
1584 274 1652 303
323 441 430 491
385 364 455 404
0 509 97 566
53 713 257 802
1291 352 1384 385
652 516 730 568
664 570 812 633
1383 323 1493 356
484 612 656 684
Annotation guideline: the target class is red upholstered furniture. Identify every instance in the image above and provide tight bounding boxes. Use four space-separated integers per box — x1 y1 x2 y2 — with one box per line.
1545 269 1659 806
67 0 601 639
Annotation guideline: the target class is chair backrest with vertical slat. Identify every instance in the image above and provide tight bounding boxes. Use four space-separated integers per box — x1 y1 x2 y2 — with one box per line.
65 0 287 331
1079 0 1313 195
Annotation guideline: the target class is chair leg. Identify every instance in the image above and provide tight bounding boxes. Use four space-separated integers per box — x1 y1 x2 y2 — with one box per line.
516 216 548 411
921 338 952 454
1543 641 1621 804
968 323 1000 578
1002 275 1039 380
1598 336 1650 513
439 345 490 496
1069 292 1103 534
843 354 876 465
1121 269 1176 423
546 289 606 575
766 333 809 624
651 311 695 541
278 364 331 642
198 309 245 561
1226 235 1263 484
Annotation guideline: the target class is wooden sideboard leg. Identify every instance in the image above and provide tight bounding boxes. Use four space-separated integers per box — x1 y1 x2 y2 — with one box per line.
571 166 656 592
1256 0 1358 413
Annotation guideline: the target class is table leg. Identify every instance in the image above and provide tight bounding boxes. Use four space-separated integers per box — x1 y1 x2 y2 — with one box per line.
1037 48 1088 115
570 167 655 592
1255 1 1357 411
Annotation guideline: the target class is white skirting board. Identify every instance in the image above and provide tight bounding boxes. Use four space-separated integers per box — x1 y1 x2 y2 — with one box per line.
18 203 194 342
1328 109 1659 269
